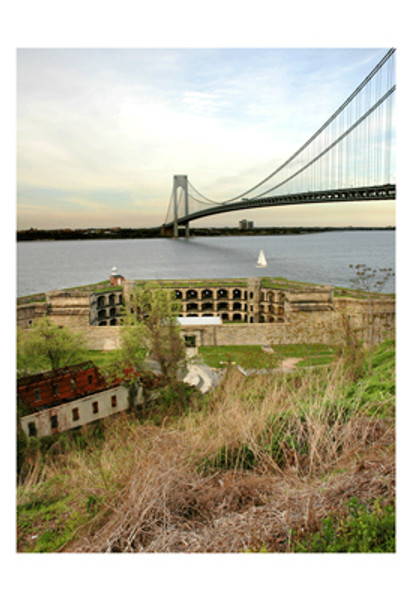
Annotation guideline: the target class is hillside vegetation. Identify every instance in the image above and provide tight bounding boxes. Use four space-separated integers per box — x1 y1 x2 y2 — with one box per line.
17 338 395 553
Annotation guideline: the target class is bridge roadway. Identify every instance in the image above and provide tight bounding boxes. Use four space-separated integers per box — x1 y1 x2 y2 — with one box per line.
164 184 395 229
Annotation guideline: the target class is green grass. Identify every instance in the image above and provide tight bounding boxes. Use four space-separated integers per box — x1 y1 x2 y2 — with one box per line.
290 497 395 553
260 276 321 290
345 339 395 417
135 279 248 288
17 481 87 552
83 349 121 369
198 343 338 369
198 345 278 369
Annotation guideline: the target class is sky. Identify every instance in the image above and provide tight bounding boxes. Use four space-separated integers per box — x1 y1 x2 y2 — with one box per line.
17 47 396 230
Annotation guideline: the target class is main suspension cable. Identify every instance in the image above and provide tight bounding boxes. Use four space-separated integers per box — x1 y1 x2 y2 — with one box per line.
190 47 396 205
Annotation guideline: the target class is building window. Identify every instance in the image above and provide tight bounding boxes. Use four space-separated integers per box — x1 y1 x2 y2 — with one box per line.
52 383 59 396
111 395 117 408
28 422 37 437
51 415 58 429
72 407 80 421
88 374 93 385
92 401 99 414
34 389 41 401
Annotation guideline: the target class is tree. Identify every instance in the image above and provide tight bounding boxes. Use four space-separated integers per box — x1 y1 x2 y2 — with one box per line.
118 283 186 388
348 264 395 374
17 318 88 376
349 264 394 346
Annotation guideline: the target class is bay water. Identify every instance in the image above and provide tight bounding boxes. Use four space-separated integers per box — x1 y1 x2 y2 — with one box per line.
17 231 395 298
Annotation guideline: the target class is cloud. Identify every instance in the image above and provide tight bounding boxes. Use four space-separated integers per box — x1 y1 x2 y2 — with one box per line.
16 48 395 228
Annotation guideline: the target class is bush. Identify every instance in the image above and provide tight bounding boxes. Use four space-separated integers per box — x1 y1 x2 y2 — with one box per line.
291 497 395 552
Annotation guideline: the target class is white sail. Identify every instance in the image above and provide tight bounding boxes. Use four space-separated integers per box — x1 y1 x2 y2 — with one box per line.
256 249 267 268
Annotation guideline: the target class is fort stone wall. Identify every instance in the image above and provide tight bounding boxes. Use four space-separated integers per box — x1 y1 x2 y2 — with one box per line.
18 278 395 348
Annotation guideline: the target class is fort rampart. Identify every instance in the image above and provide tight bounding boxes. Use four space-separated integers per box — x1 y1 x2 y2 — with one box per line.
17 277 395 347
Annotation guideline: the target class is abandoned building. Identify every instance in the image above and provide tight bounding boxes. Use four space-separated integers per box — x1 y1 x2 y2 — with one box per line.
17 361 145 438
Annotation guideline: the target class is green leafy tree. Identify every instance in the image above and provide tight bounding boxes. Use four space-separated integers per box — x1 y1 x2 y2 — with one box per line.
17 318 87 376
119 283 186 388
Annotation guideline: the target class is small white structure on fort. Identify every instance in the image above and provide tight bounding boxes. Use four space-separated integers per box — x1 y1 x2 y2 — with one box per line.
110 266 125 286
177 316 222 326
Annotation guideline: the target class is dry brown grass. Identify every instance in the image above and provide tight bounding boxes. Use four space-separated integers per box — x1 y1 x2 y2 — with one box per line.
28 363 392 553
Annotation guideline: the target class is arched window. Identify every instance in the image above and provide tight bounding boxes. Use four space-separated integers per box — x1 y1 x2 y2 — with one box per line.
186 289 198 299
233 313 242 321
218 289 228 298
217 302 228 310
233 288 242 299
202 289 212 299
187 302 198 311
202 302 213 311
109 294 115 306
97 296 105 308
233 302 242 310
98 309 106 320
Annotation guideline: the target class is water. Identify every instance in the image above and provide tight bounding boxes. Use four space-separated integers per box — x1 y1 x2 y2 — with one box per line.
17 231 395 297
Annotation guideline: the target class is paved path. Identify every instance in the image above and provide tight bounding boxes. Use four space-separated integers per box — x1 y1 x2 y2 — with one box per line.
148 351 302 395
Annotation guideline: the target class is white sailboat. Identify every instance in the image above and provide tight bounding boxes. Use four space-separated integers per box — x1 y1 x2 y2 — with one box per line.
256 249 267 268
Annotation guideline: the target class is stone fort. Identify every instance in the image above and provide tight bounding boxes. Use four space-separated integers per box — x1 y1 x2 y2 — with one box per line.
17 274 395 350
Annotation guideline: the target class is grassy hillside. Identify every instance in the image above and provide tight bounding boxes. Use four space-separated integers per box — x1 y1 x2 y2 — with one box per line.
17 339 395 553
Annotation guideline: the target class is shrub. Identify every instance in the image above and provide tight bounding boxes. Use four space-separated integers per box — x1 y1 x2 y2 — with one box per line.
291 497 395 552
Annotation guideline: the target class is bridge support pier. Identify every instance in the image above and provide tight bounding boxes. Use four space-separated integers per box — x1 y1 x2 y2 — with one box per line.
173 175 190 238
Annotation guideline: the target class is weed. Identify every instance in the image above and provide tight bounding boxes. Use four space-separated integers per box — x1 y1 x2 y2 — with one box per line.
290 497 395 552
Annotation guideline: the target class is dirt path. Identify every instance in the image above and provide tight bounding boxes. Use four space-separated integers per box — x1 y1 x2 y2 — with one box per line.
280 357 301 370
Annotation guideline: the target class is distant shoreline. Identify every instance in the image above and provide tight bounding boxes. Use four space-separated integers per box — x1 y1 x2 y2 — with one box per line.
17 226 395 242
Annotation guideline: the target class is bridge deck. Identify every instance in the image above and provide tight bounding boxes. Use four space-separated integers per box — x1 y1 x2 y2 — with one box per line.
164 184 395 228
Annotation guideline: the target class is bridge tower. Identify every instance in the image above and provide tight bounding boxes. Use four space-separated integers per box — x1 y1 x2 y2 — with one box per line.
173 175 189 238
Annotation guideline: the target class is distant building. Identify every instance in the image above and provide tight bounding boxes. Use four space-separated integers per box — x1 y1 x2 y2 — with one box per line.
239 219 254 230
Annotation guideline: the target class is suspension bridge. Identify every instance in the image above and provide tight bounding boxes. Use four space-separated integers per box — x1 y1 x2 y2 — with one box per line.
162 48 396 237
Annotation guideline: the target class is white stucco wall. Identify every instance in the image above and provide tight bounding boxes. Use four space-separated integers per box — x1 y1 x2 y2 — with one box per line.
20 385 140 438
